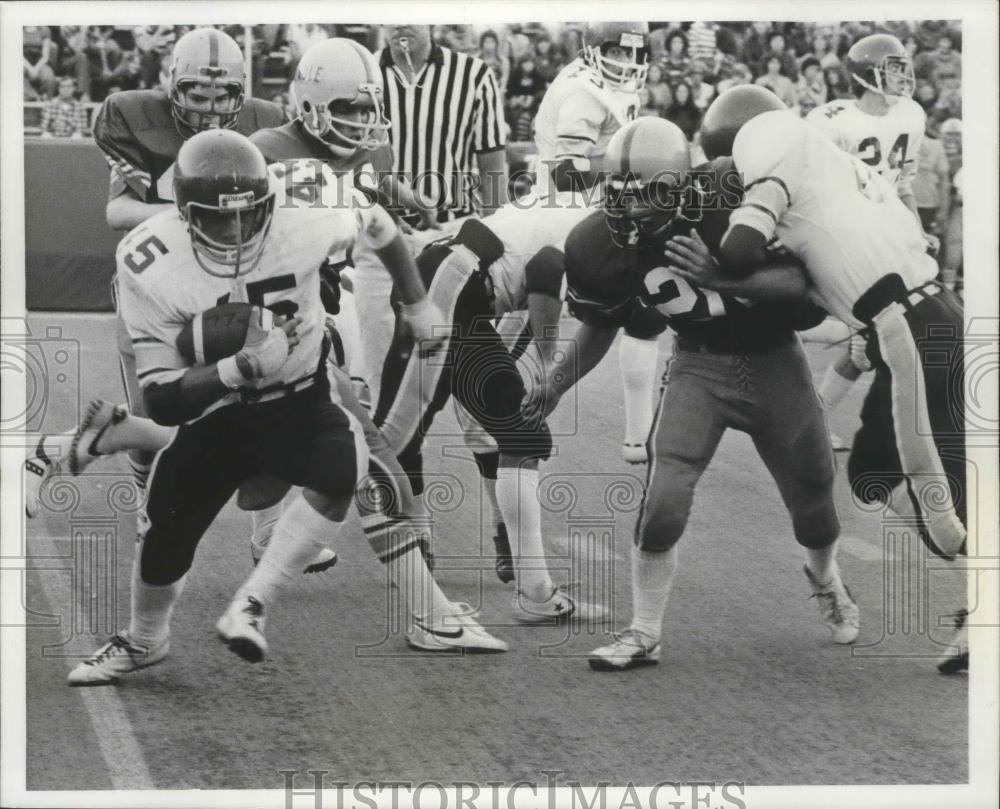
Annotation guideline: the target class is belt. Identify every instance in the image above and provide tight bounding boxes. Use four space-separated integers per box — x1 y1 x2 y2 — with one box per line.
853 273 942 324
238 374 317 405
674 331 793 356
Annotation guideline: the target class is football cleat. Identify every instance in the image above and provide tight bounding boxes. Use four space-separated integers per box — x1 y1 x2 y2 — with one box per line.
67 632 169 686
493 523 515 584
621 443 649 464
69 400 128 475
937 609 969 675
216 595 268 662
24 437 62 518
513 584 608 624
405 603 508 653
250 543 339 574
804 565 860 644
589 628 661 671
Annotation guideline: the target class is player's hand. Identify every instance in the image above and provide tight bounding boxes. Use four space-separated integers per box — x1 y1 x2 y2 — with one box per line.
399 298 446 357
664 229 729 291
923 232 941 258
236 307 298 379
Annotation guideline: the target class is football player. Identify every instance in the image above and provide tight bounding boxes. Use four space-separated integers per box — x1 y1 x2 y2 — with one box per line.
67 130 503 686
669 86 967 673
534 22 663 467
19 29 334 568
530 117 856 671
804 34 929 449
373 191 608 622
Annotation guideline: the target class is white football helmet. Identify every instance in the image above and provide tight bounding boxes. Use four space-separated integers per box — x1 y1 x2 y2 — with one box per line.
582 22 649 93
290 38 390 159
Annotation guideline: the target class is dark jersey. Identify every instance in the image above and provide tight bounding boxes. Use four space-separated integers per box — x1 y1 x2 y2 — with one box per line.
93 89 285 203
564 158 821 348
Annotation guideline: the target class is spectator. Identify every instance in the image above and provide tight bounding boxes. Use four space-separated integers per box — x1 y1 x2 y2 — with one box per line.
914 34 962 84
938 118 962 290
645 63 673 113
285 23 328 58
810 31 841 69
533 34 564 84
823 64 853 100
661 31 691 88
39 77 88 138
438 24 479 54
687 21 717 67
23 25 59 100
688 63 715 112
915 20 959 52
636 87 660 118
716 61 752 94
740 21 773 71
664 80 702 141
478 30 510 89
754 55 797 108
796 56 828 113
507 57 545 141
558 26 583 62
757 30 798 81
912 116 951 240
933 74 962 122
647 23 674 63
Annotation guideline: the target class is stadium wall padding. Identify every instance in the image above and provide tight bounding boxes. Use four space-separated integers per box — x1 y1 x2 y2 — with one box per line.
25 139 122 312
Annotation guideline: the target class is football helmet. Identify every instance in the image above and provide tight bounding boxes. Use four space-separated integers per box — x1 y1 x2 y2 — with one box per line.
173 129 275 278
169 28 246 134
602 118 691 249
699 85 787 160
846 34 915 102
582 22 649 92
290 38 390 159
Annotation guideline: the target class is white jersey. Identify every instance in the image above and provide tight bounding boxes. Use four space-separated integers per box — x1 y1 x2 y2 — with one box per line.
118 165 383 421
533 58 639 197
806 97 925 196
730 110 937 328
484 192 598 315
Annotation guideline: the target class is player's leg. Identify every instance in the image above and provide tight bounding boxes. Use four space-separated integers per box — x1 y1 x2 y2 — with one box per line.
115 310 160 492
617 332 660 463
351 242 397 404
750 340 858 644
816 342 863 451
590 350 727 671
68 411 245 685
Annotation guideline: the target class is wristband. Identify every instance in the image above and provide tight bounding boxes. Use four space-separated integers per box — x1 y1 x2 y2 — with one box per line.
216 356 245 389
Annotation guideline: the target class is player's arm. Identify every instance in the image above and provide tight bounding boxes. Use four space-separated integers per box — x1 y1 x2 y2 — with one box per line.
524 246 567 369
550 93 605 192
106 186 173 231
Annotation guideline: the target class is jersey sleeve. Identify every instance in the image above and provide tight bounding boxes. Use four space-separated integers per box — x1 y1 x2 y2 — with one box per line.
552 90 607 162
728 112 801 240
805 104 851 152
564 229 631 329
93 95 152 201
115 246 188 389
472 63 506 153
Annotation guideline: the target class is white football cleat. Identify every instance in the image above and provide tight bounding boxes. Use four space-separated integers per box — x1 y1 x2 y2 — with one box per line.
24 439 62 518
589 628 661 671
67 632 169 686
69 400 128 475
405 603 508 653
513 584 608 624
804 565 860 644
621 443 648 464
216 595 268 662
250 543 338 574
937 609 969 675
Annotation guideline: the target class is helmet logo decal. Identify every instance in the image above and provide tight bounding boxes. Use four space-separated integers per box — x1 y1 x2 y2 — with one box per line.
219 191 255 209
619 32 644 48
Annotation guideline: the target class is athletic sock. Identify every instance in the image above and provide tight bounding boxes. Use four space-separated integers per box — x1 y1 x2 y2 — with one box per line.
805 542 838 586
249 500 285 555
384 526 453 623
127 456 153 495
496 466 552 599
618 334 659 446
817 364 855 413
128 551 186 647
235 496 339 607
96 413 174 455
629 546 678 643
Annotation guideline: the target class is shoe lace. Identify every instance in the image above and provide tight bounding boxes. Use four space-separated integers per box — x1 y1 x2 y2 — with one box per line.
244 596 264 629
90 633 136 665
611 629 650 650
809 588 842 623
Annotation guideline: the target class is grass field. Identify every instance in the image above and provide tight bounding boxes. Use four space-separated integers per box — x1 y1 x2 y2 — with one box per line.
20 312 967 790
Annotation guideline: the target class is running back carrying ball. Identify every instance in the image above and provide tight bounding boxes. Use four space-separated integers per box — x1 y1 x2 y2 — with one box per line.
176 302 273 366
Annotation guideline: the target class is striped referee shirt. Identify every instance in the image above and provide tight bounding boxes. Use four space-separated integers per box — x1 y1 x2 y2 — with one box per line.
379 44 506 220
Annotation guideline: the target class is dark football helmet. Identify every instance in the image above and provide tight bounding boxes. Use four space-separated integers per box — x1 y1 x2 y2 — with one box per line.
173 129 275 278
699 85 787 160
846 34 915 101
582 22 649 92
169 27 246 134
602 117 691 249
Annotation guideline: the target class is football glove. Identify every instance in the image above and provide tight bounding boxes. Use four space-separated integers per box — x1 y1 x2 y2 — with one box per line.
217 306 292 388
400 297 446 355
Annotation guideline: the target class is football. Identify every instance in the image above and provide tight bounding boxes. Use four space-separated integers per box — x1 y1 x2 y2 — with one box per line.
176 302 266 365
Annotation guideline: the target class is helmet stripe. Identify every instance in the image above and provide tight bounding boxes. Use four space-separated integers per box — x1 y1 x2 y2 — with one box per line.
208 28 218 67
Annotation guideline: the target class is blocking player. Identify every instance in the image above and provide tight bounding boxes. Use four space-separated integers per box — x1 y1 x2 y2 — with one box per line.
68 130 504 686
529 117 857 670
18 29 337 568
804 34 929 449
534 21 663 466
373 193 608 622
671 86 967 673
